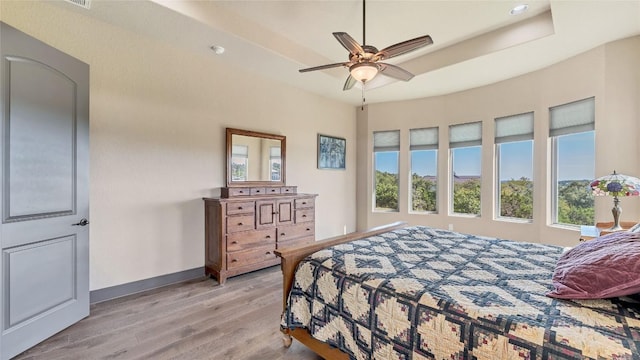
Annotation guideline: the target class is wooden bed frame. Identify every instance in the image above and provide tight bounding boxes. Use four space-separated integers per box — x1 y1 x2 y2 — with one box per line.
273 221 408 359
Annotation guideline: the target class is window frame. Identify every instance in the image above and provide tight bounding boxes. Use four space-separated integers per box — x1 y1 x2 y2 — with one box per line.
549 97 595 227
231 145 249 181
449 146 482 217
409 127 439 214
373 130 400 213
494 140 534 222
494 112 534 222
269 146 281 181
449 122 482 217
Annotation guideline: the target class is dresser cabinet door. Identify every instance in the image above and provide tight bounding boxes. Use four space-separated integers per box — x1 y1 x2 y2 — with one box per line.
276 199 294 225
257 199 297 228
256 200 276 229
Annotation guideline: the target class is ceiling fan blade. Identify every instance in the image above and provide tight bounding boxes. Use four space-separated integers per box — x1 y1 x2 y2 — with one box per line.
378 63 414 81
343 75 357 91
299 62 349 73
333 32 364 56
376 35 433 60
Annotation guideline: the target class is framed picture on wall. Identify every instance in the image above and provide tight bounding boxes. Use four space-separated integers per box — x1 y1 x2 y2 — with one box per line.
317 134 346 170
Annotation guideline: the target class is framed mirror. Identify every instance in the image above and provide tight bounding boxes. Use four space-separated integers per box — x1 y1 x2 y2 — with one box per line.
226 128 286 187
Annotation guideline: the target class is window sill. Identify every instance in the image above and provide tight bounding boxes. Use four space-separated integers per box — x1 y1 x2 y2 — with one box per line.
449 213 480 218
409 211 438 215
495 217 533 224
549 223 580 232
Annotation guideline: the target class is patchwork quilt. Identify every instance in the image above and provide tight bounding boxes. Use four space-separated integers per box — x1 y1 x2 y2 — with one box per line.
281 226 640 359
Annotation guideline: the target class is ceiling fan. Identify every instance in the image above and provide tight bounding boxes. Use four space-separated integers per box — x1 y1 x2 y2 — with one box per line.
299 0 433 91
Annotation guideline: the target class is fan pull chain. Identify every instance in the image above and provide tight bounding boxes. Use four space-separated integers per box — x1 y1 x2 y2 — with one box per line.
361 84 366 110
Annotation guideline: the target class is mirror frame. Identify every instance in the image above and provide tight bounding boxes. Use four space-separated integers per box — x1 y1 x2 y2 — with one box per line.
226 128 286 187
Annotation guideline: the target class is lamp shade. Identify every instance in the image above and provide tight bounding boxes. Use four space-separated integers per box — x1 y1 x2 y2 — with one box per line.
349 62 378 83
590 171 640 197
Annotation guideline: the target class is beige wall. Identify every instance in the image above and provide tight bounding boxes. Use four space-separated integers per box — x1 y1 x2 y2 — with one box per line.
358 36 640 247
3 1 638 291
0 1 357 290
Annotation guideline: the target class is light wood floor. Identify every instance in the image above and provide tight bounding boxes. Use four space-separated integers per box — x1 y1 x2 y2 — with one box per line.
15 266 322 360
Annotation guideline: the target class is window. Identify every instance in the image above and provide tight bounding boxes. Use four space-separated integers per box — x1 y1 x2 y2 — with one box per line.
270 146 281 181
450 122 482 215
374 130 400 212
231 145 248 181
495 112 534 220
550 97 595 226
410 127 438 213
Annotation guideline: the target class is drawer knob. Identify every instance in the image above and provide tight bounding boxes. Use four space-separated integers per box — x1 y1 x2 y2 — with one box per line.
302 215 307 218
238 206 243 210
302 202 307 205
266 235 271 239
281 233 286 236
265 251 271 255
238 222 243 225
232 241 238 244
231 259 238 262
239 191 244 193
306 228 311 231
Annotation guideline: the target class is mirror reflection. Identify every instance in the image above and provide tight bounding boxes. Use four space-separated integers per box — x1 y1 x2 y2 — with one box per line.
230 134 282 182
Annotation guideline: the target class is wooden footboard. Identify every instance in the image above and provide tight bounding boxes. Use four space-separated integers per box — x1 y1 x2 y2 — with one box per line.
274 221 408 357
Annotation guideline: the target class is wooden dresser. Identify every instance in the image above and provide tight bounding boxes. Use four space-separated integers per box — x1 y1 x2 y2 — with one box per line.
204 187 317 284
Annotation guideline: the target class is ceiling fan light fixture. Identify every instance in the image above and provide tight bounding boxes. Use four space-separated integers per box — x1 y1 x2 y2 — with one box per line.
350 62 378 83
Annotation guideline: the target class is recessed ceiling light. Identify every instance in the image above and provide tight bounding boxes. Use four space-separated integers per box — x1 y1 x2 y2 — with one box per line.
510 4 529 15
210 45 225 55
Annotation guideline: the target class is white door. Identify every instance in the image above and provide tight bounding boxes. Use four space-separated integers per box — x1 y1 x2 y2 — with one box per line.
0 22 90 359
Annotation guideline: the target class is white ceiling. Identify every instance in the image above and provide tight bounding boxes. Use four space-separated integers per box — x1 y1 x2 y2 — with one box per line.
59 0 640 105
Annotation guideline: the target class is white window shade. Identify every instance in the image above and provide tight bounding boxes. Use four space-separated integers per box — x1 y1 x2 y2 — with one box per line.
449 121 482 148
549 97 595 137
495 112 534 144
232 145 248 157
270 146 281 158
374 130 400 152
410 127 438 150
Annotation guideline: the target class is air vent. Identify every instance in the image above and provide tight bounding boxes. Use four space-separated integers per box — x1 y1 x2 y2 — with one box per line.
65 0 91 9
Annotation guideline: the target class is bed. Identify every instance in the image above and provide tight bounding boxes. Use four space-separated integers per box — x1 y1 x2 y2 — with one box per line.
274 222 640 360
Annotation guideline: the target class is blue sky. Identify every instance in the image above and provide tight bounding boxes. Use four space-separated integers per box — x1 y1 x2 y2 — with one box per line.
376 131 595 181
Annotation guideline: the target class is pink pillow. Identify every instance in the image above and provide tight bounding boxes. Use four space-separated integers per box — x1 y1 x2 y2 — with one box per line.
547 231 640 299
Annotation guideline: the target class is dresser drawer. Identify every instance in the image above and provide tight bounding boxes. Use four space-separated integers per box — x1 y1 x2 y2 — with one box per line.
250 187 265 195
226 201 255 215
295 208 314 223
295 197 314 209
266 187 281 195
281 186 297 194
227 245 276 270
226 188 250 197
226 214 255 233
277 235 314 250
277 223 314 242
227 229 276 252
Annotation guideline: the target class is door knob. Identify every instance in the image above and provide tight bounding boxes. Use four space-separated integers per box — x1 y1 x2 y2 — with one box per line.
72 218 89 226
